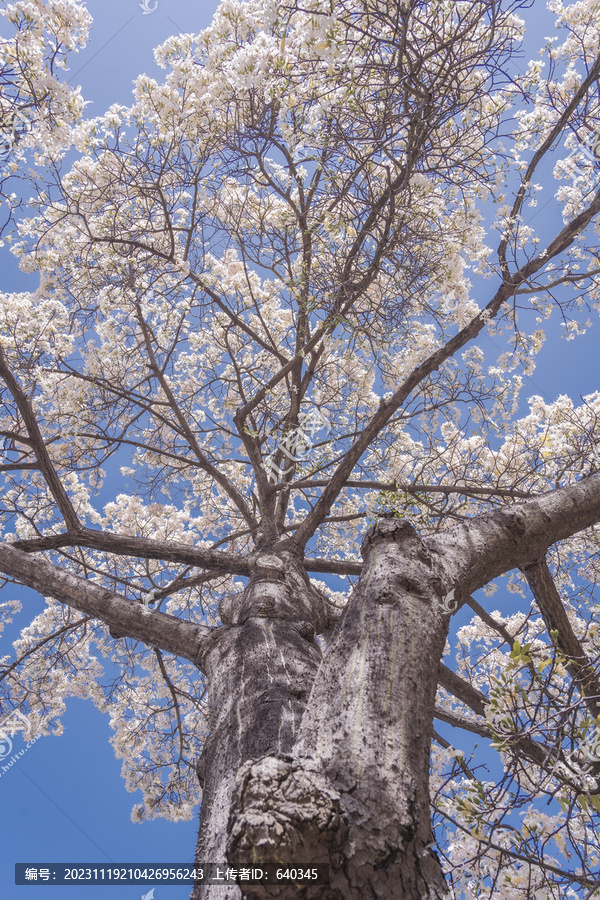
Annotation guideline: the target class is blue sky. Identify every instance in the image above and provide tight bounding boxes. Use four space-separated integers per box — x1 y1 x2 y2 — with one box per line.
0 1 599 898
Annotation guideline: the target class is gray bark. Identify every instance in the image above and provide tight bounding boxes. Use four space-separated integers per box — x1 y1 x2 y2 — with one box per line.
192 552 330 899
190 475 600 900
222 519 450 900
5 477 600 898
0 541 211 663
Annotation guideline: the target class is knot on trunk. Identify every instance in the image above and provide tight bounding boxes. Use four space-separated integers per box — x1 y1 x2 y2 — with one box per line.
218 590 244 625
253 554 287 583
227 755 347 874
241 581 293 619
498 509 527 538
361 518 418 557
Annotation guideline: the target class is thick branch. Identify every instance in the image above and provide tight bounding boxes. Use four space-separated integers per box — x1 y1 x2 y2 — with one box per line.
303 556 362 576
438 662 487 716
522 559 600 718
286 478 534 499
12 528 251 573
0 462 39 472
11 527 363 576
431 473 600 596
434 705 490 738
464 594 516 647
0 541 214 669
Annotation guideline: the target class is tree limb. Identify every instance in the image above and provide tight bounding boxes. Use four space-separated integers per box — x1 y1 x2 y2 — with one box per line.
287 187 600 550
0 541 214 669
0 346 80 531
285 478 534 499
432 473 600 596
10 527 363 575
521 558 600 719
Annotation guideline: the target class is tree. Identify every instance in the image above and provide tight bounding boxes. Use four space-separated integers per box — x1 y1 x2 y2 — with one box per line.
1 0 600 896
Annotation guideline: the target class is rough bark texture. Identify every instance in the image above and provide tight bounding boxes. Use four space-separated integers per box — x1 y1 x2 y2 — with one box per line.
6 479 600 899
216 520 451 900
292 519 450 899
192 475 600 899
192 552 327 900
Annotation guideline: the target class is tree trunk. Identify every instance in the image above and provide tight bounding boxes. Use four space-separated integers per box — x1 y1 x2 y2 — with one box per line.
192 552 327 900
194 520 452 900
291 519 451 899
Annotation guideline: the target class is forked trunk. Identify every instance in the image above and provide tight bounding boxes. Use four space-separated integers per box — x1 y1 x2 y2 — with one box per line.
193 521 451 900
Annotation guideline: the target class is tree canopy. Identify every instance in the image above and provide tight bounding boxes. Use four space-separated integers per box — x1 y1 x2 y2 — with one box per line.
2 0 600 896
